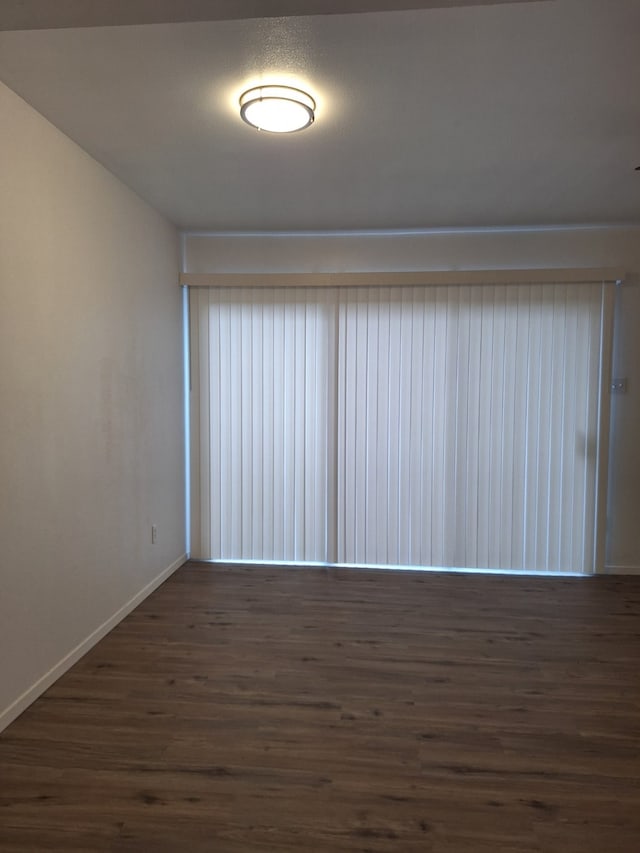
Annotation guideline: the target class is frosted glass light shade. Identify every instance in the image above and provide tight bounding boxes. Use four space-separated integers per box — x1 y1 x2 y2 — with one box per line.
239 85 315 133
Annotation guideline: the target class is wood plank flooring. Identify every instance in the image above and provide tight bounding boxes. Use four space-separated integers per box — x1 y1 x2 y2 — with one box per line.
1 562 640 852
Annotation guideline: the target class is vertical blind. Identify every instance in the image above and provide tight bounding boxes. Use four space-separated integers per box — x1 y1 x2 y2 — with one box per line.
190 280 612 573
190 287 331 562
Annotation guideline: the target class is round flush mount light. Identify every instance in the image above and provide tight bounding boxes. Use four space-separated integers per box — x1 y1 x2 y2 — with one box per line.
239 85 316 133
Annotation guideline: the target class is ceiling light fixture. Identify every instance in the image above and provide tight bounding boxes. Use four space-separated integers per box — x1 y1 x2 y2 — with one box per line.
239 85 315 133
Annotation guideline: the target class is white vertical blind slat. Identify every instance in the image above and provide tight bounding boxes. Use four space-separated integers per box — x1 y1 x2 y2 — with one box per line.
398 289 414 566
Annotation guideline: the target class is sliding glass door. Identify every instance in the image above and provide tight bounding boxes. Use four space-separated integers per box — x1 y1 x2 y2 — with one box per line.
190 280 612 573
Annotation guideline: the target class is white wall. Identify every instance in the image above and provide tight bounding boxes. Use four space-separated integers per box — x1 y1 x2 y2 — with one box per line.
0 81 186 730
184 227 640 572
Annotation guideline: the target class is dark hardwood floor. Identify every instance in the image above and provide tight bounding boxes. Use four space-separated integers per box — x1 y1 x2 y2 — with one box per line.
1 562 640 852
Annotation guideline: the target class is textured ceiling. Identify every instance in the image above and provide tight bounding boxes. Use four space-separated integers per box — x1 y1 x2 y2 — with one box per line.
0 0 638 231
0 0 549 31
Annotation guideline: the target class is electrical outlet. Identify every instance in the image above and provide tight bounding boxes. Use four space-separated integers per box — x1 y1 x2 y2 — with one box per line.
151 524 157 544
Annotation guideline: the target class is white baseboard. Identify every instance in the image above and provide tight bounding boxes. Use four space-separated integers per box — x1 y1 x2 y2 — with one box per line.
605 564 640 575
0 553 187 735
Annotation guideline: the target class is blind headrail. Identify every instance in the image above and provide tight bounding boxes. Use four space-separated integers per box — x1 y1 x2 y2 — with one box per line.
180 268 626 289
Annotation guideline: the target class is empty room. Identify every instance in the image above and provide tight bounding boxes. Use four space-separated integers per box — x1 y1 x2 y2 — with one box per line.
1 1 639 851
